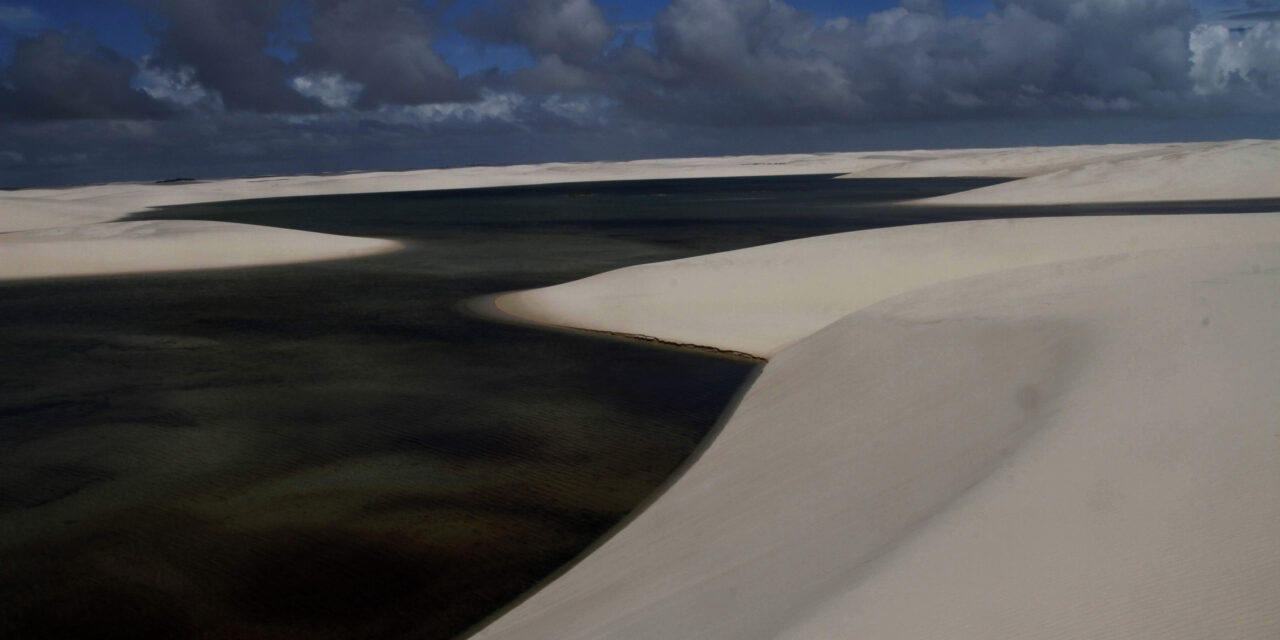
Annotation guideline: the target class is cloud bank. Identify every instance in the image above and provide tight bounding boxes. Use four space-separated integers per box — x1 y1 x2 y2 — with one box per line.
1 0 1278 186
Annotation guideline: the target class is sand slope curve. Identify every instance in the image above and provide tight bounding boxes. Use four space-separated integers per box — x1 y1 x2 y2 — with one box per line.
496 213 1280 357
917 138 1280 205
479 140 1280 639
477 240 1280 640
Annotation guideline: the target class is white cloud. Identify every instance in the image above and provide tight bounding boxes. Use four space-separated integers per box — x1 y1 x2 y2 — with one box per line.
540 93 615 124
1190 21 1280 95
135 57 221 109
399 91 527 124
291 72 364 109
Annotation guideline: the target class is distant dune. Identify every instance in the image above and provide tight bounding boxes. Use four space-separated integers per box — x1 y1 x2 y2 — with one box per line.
5 139 1277 280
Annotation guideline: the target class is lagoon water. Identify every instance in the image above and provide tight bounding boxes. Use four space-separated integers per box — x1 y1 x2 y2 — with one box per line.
10 174 1265 639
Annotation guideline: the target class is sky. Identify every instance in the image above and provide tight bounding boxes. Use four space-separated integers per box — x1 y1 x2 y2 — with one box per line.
1 0 1278 187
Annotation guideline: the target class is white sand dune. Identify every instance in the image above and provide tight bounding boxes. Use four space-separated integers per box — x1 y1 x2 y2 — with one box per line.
0 220 403 280
478 241 1280 640
496 213 1280 357
917 138 1280 204
478 140 1280 639
840 141 1176 179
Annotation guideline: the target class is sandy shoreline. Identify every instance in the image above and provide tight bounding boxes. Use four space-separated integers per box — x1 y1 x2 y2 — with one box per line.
475 292 765 362
0 220 405 281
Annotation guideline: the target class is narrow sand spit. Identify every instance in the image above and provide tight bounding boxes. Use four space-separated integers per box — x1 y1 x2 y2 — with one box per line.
0 221 404 280
478 141 1280 639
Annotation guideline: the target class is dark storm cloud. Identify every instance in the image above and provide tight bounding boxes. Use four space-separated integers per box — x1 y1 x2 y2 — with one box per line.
296 0 473 108
1217 0 1280 20
583 0 1207 125
0 28 170 120
9 0 1280 126
3 0 1280 188
0 92 631 186
460 0 614 63
138 0 319 113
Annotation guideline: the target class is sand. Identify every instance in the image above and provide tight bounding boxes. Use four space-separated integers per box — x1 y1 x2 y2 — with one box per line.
6 139 1279 280
479 242 1280 640
914 138 1280 204
0 150 909 279
4 139 1279 637
478 141 1280 639
496 213 1280 357
1 152 909 235
0 220 404 280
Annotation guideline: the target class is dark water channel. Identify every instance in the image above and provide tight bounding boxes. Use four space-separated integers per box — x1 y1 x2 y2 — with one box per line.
4 174 1268 639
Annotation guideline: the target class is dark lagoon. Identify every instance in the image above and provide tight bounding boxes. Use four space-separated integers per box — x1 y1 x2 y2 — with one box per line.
6 174 1273 639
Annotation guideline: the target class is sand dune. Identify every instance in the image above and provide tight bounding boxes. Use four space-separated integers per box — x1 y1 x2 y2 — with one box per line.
479 140 1280 639
838 139 1280 205
918 138 1280 204
839 141 1176 179
479 242 1280 640
496 213 1280 357
0 220 402 280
